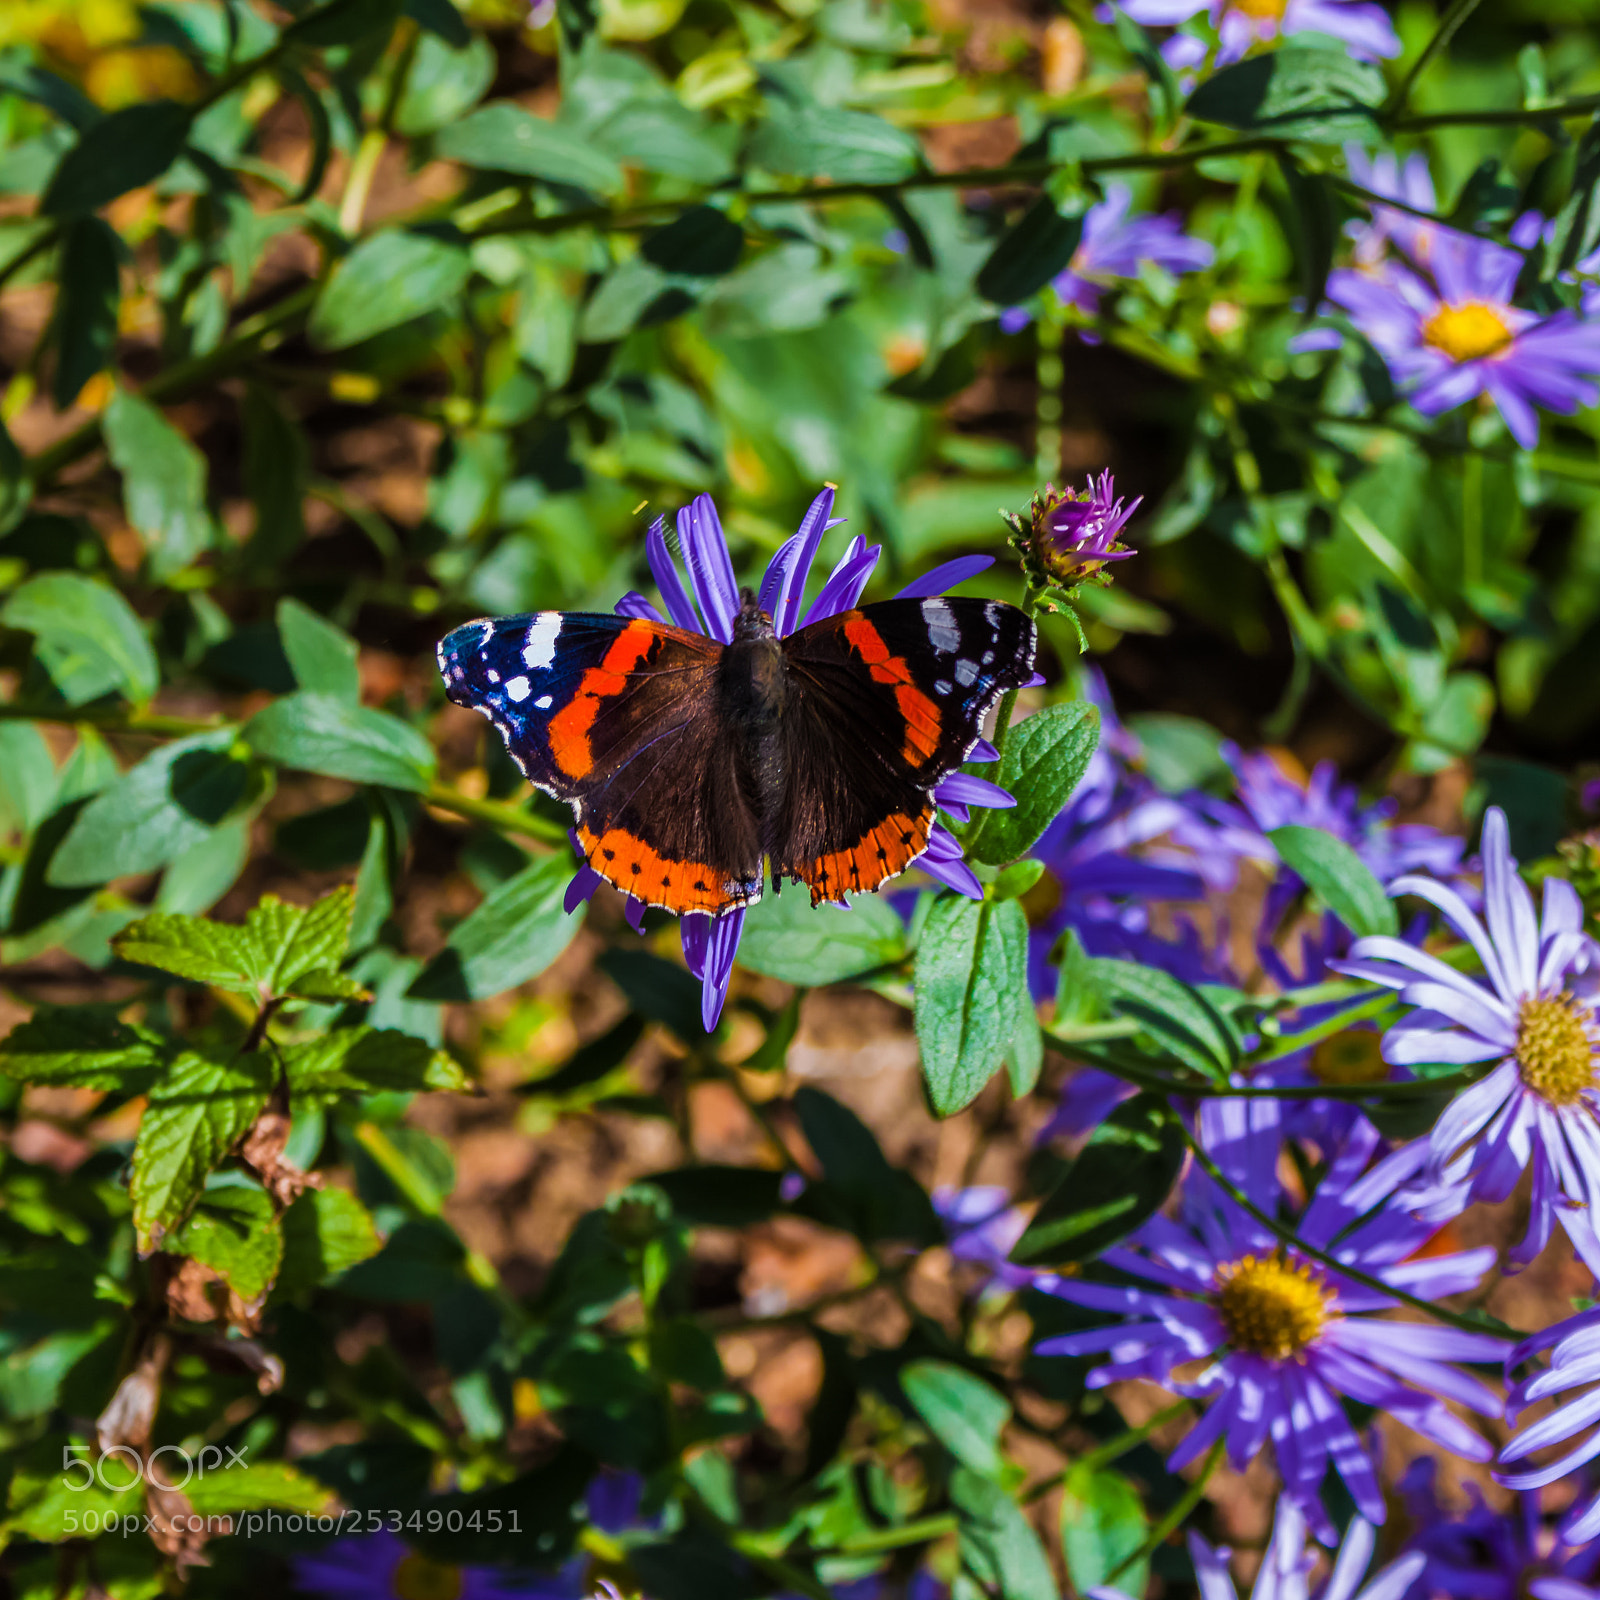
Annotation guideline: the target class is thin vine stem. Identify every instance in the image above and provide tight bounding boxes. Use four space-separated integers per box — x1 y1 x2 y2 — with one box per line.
1383 0 1486 120
1107 1437 1225 1584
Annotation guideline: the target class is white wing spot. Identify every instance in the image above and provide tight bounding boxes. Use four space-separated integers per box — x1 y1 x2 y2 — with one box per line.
523 612 562 670
954 658 979 687
920 597 960 653
486 668 500 683
985 601 1003 626
935 680 953 696
982 649 995 666
506 675 531 701
534 694 553 709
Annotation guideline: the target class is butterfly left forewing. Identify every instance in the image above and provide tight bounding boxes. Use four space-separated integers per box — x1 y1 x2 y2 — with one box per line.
438 611 763 914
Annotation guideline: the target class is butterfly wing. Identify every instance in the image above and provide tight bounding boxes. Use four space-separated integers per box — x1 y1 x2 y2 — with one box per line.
774 597 1036 904
438 611 763 914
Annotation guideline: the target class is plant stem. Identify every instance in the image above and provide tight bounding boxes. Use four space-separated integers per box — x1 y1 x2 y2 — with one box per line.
423 783 566 847
1182 1126 1519 1337
1107 1437 1224 1584
1384 0 1486 120
837 1514 958 1554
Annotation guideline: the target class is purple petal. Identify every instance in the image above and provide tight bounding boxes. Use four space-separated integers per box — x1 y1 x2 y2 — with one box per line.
775 487 837 637
646 515 702 633
682 907 745 1030
969 738 1000 763
678 494 739 644
615 590 667 623
625 895 646 933
894 555 995 600
801 538 882 627
565 865 603 914
935 772 1015 811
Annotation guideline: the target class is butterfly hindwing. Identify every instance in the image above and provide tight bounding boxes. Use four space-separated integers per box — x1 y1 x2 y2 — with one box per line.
438 612 763 915
773 597 1036 904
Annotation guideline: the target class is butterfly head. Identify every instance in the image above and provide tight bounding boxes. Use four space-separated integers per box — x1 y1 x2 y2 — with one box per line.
732 587 777 643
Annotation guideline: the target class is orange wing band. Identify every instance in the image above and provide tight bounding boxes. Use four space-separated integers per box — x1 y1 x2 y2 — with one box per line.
842 616 941 766
577 823 746 916
802 806 932 907
547 620 659 780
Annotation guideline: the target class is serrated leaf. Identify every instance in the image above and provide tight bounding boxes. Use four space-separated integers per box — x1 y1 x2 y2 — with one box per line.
114 911 262 991
49 731 258 888
41 98 191 215
735 890 908 985
245 887 357 992
277 1188 383 1293
1010 1093 1184 1267
408 854 581 1001
277 597 360 702
1269 824 1398 938
1185 35 1384 141
1 572 159 704
915 897 1030 1117
901 1360 1010 1478
169 1182 282 1302
437 103 626 193
967 703 1099 865
283 1027 468 1102
103 386 213 578
1060 1463 1149 1599
132 1052 274 1247
0 1007 167 1090
1087 958 1239 1079
242 693 436 792
308 231 472 351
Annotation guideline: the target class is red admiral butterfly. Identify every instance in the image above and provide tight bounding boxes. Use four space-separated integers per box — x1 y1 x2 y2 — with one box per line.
438 589 1036 916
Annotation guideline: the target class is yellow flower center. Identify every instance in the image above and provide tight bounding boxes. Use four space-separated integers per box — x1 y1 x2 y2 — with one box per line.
393 1555 463 1600
1310 1029 1388 1086
1516 995 1596 1106
1422 301 1514 363
1214 1251 1333 1361
1231 0 1287 17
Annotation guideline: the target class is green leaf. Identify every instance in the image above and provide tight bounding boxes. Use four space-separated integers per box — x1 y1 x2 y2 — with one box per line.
277 1187 383 1293
1268 824 1398 939
976 193 1088 307
735 890 908 985
52 217 120 409
0 723 59 835
1087 959 1239 1079
915 897 1030 1117
242 693 436 791
308 231 472 351
591 101 734 183
408 854 581 1000
242 383 308 565
1277 152 1339 324
951 1468 1058 1600
1009 1093 1185 1267
393 30 494 135
1185 35 1384 140
278 597 360 702
967 703 1099 865
1549 116 1600 275
793 1086 938 1243
131 1051 274 1247
155 816 251 914
41 99 191 216
169 1181 282 1302
749 103 921 184
0 1007 166 1090
284 1026 468 1102
114 887 358 998
901 1360 1010 1478
48 731 258 888
103 386 213 578
436 104 625 193
1060 1463 1149 1600
184 1460 335 1516
1 572 159 704
640 206 745 277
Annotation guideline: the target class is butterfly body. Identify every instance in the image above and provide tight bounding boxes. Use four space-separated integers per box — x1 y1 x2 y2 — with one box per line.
438 592 1036 915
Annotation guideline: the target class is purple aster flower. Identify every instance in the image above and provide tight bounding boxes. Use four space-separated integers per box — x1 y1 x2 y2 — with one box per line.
1324 230 1600 447
569 488 1021 1030
1345 145 1438 269
1111 0 1398 65
1401 1455 1600 1598
1034 1104 1505 1538
292 1531 581 1598
1015 471 1142 590
1338 805 1600 1275
1052 185 1214 317
932 1185 1034 1294
1091 1499 1424 1600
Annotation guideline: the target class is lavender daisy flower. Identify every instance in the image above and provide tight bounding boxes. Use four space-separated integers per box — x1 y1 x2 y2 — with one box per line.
1498 1304 1600 1548
568 488 1020 1029
1324 231 1600 447
1337 806 1600 1275
1400 1455 1600 1598
932 1185 1034 1295
1035 1104 1505 1537
1345 145 1438 269
292 1531 581 1598
1111 0 1399 65
1091 1499 1424 1600
998 187 1212 332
